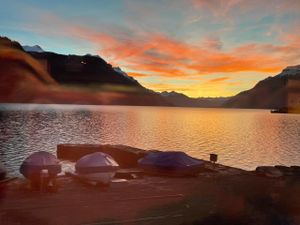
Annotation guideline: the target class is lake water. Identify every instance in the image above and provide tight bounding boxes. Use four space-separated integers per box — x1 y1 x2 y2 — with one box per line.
1 104 300 175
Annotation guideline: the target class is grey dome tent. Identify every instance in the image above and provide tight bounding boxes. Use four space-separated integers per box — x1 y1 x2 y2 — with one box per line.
20 151 61 179
138 151 204 176
75 152 119 185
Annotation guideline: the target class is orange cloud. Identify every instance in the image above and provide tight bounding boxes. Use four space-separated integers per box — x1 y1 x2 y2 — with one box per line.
208 77 230 83
127 72 149 77
126 38 287 76
32 11 300 80
143 79 238 98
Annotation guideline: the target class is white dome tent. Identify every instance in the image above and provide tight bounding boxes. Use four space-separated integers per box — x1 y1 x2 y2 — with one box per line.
75 152 119 185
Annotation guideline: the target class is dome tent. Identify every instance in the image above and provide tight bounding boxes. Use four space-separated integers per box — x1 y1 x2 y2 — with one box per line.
138 151 204 176
20 151 61 179
75 152 119 185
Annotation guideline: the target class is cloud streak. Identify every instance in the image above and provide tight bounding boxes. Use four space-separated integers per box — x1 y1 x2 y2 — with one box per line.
9 1 300 97
208 77 230 83
25 10 300 76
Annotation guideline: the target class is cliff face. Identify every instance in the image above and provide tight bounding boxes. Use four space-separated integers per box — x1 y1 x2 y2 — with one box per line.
224 66 300 109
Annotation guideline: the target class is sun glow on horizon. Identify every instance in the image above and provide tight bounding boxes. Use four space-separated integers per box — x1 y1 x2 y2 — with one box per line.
1 0 299 97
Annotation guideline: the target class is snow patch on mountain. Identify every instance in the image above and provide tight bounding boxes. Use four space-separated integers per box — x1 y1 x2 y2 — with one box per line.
113 67 136 82
22 45 44 53
277 65 300 77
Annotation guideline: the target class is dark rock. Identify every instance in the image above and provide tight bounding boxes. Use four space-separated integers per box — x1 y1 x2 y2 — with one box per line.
274 165 293 175
255 166 283 178
0 164 6 180
290 166 300 174
57 144 147 168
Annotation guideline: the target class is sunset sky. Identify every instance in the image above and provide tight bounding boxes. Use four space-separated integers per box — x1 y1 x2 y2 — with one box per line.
1 0 300 97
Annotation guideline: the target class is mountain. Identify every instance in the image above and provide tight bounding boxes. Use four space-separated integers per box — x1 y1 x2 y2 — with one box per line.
0 37 56 102
28 51 144 89
22 45 44 52
2 36 299 110
113 67 137 82
160 91 230 108
0 36 23 50
0 37 170 106
160 66 300 110
224 65 300 110
277 65 300 77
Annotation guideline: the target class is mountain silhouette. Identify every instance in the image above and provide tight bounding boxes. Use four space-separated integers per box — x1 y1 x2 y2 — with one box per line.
224 66 300 110
0 37 170 106
1 36 299 110
23 45 44 53
160 91 229 108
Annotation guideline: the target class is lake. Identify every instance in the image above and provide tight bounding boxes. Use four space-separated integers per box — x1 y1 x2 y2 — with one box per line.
1 104 300 175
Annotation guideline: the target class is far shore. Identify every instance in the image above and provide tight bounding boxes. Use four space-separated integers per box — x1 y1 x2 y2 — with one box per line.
0 101 285 110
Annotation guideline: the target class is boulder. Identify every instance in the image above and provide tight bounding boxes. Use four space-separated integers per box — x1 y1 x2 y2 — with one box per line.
57 144 147 168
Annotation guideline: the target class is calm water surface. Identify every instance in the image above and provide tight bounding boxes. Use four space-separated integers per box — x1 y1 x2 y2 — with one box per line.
1 104 300 175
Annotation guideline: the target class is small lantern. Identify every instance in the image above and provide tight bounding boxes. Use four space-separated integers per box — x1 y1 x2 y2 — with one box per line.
210 154 218 163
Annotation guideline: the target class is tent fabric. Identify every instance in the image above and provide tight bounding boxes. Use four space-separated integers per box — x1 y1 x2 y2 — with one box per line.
75 152 119 174
19 151 61 178
138 151 204 176
0 164 6 180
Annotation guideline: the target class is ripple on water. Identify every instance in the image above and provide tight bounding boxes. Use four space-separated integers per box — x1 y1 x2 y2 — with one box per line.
0 104 300 176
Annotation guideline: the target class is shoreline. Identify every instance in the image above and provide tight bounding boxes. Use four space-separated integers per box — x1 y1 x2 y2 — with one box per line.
1 168 300 225
0 102 282 111
1 145 300 224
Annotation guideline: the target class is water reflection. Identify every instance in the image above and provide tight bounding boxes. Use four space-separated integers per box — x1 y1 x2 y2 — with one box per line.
0 104 300 175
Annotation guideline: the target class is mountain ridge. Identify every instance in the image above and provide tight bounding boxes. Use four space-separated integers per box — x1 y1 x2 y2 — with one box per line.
0 37 171 106
224 66 300 110
160 91 230 108
23 45 44 53
1 36 299 110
